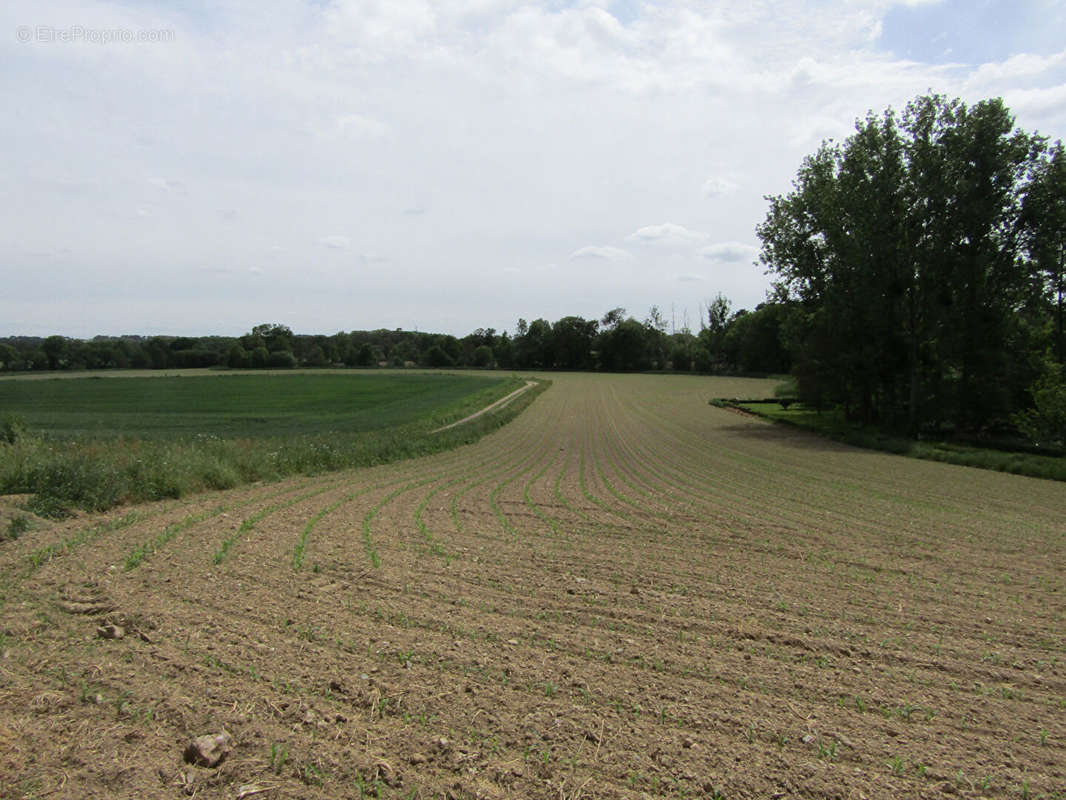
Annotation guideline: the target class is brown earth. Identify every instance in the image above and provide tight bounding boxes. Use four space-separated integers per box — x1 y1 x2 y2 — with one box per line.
1 373 1064 800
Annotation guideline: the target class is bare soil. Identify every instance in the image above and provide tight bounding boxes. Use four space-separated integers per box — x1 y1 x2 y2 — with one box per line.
1 373 1064 800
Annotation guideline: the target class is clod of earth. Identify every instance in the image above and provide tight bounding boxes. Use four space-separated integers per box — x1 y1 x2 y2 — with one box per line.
95 623 124 639
183 731 233 768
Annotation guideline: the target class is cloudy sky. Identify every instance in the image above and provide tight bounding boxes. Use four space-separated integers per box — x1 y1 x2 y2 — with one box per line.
3 0 1065 338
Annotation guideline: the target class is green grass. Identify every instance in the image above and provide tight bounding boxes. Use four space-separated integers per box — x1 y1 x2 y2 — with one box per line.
0 372 511 439
714 399 1066 482
0 372 547 517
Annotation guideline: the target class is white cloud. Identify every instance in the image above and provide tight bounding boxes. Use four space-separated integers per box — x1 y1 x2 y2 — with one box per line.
148 177 186 193
569 245 633 261
700 242 759 262
311 112 389 140
676 273 705 283
969 50 1066 85
998 83 1066 130
626 223 708 246
702 177 739 197
319 236 351 250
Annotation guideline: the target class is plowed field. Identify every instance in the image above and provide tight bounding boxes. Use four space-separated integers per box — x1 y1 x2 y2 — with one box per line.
1 373 1064 800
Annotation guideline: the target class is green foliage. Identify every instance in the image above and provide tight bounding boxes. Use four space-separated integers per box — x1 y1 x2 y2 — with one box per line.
267 350 297 369
552 316 598 369
599 317 651 371
0 304 793 377
759 92 1053 433
4 514 31 541
1013 363 1066 447
516 318 553 368
42 335 67 370
0 343 18 371
355 343 375 366
726 399 1066 482
1023 142 1066 363
250 346 270 368
472 345 494 368
423 345 454 368
1 414 27 445
227 344 250 368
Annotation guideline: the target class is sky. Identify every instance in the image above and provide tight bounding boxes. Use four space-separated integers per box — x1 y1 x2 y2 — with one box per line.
2 0 1065 339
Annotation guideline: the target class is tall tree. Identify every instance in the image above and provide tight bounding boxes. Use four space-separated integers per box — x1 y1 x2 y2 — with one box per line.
552 316 597 370
759 93 1045 433
1023 141 1066 364
42 335 67 370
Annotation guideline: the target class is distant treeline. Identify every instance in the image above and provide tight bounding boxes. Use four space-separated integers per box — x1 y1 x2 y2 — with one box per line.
0 303 792 376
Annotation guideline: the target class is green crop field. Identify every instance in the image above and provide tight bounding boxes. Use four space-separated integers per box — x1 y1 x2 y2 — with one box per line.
0 372 512 439
0 370 541 516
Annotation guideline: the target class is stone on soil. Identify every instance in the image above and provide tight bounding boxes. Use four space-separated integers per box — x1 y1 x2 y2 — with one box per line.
183 731 233 768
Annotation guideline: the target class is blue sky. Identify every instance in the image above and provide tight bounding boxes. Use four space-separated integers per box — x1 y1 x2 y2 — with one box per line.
879 0 1063 63
2 0 1065 337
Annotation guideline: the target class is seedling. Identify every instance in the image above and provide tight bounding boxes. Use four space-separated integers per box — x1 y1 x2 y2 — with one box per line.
817 738 838 761
270 742 289 774
300 763 324 787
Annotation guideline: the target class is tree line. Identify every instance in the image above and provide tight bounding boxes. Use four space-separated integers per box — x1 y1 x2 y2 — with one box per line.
758 92 1065 443
0 303 794 377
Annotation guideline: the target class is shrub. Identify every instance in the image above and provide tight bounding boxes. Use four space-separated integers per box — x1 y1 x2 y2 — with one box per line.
4 514 30 541
1 414 27 445
1013 363 1066 447
423 345 454 368
267 350 297 369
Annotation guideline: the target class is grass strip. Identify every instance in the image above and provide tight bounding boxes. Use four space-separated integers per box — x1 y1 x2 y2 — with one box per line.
712 398 1066 482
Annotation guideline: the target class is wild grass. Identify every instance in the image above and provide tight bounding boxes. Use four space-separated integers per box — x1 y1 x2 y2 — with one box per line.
0 373 547 517
713 399 1066 482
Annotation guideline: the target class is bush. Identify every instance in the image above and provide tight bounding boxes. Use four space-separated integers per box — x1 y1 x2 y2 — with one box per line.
1013 363 1066 447
423 345 454 368
473 345 494 368
1 414 27 445
25 457 122 517
267 350 297 369
4 514 30 541
227 345 251 368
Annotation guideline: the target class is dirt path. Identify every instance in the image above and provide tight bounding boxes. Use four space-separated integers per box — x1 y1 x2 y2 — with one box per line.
431 379 538 432
1 373 1063 800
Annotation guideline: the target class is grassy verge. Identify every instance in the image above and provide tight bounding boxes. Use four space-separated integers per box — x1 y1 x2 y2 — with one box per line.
712 398 1066 482
0 376 549 517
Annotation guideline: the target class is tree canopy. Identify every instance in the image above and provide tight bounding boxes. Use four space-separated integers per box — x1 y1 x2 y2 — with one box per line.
758 92 1062 435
